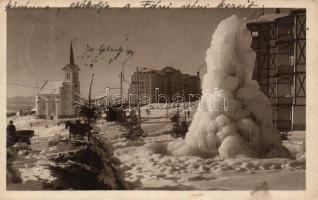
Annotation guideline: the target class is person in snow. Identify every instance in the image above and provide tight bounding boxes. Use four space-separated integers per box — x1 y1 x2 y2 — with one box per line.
7 120 17 147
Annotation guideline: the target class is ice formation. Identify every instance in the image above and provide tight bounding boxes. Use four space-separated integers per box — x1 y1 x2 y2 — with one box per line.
149 15 291 159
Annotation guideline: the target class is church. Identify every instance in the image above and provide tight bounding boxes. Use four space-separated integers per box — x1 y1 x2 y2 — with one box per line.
35 42 80 120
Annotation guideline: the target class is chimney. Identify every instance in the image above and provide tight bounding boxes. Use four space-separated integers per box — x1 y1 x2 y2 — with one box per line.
197 71 200 77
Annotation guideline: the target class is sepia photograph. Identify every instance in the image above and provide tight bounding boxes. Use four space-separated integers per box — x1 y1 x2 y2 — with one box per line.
5 5 307 192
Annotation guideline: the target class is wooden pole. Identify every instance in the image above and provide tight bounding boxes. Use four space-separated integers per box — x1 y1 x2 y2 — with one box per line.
88 73 95 109
183 89 186 122
120 71 123 97
137 67 141 123
87 73 95 141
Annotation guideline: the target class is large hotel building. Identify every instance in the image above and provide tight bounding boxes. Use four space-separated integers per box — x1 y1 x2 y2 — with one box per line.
128 66 201 103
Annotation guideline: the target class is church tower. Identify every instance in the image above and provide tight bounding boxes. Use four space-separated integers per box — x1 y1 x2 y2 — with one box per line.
61 42 80 117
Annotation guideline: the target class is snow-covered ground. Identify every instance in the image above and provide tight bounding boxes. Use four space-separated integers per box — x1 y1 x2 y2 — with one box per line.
7 114 305 191
7 115 69 138
113 127 306 190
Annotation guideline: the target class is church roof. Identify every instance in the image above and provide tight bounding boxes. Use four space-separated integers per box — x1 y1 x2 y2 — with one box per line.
38 81 64 95
62 42 80 71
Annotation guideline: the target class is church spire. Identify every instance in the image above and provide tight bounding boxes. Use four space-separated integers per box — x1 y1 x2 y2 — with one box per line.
70 41 74 65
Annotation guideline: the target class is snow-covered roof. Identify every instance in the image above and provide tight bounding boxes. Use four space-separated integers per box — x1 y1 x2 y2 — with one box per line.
248 13 289 24
38 81 64 95
161 66 181 73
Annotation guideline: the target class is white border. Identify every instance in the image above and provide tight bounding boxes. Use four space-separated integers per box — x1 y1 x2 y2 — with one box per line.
1 0 318 199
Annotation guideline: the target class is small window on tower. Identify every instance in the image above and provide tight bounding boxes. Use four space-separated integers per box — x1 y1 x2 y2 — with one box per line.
66 73 70 80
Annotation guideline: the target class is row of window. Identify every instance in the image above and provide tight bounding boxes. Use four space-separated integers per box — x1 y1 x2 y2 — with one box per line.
66 72 78 80
39 101 57 112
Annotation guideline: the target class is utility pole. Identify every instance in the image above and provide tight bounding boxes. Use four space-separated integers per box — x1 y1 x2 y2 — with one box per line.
183 89 187 122
35 77 38 94
105 71 124 99
136 67 141 123
88 73 95 109
87 73 95 141
120 71 123 97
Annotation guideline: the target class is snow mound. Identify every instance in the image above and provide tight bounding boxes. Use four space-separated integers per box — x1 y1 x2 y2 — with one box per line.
148 15 291 159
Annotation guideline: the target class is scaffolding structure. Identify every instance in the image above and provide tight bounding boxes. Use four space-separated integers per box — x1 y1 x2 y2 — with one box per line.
247 9 306 131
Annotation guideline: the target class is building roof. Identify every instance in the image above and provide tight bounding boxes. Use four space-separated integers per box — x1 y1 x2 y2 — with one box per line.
247 13 289 24
133 66 198 78
247 9 305 26
37 81 64 95
62 64 80 71
161 66 181 73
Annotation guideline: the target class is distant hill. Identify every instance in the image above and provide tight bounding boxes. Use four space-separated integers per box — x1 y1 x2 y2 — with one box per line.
7 96 35 112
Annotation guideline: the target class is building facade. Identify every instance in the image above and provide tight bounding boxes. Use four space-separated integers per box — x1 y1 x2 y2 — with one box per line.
246 9 306 130
128 67 201 104
36 43 80 120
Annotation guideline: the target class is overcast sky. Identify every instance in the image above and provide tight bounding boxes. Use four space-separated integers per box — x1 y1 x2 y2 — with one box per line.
7 8 279 98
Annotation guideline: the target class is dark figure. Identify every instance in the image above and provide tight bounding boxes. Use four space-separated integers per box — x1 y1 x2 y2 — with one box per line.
170 112 187 139
171 111 180 122
146 108 150 116
65 120 92 140
64 120 71 130
170 113 179 138
65 120 77 139
7 120 17 147
180 121 188 139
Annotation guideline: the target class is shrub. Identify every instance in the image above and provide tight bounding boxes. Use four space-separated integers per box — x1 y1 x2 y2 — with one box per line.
42 135 129 190
7 148 22 184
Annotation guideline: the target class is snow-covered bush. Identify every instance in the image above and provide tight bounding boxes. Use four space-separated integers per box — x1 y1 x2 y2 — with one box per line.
7 148 22 184
42 135 129 190
122 111 146 141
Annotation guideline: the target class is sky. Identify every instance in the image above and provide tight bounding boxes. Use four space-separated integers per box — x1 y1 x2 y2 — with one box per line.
7 8 278 98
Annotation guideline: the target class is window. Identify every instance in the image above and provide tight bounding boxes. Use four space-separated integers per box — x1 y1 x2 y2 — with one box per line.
252 31 258 37
66 73 70 80
74 73 77 80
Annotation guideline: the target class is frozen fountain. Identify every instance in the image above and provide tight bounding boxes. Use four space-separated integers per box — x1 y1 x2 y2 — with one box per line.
149 15 290 159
